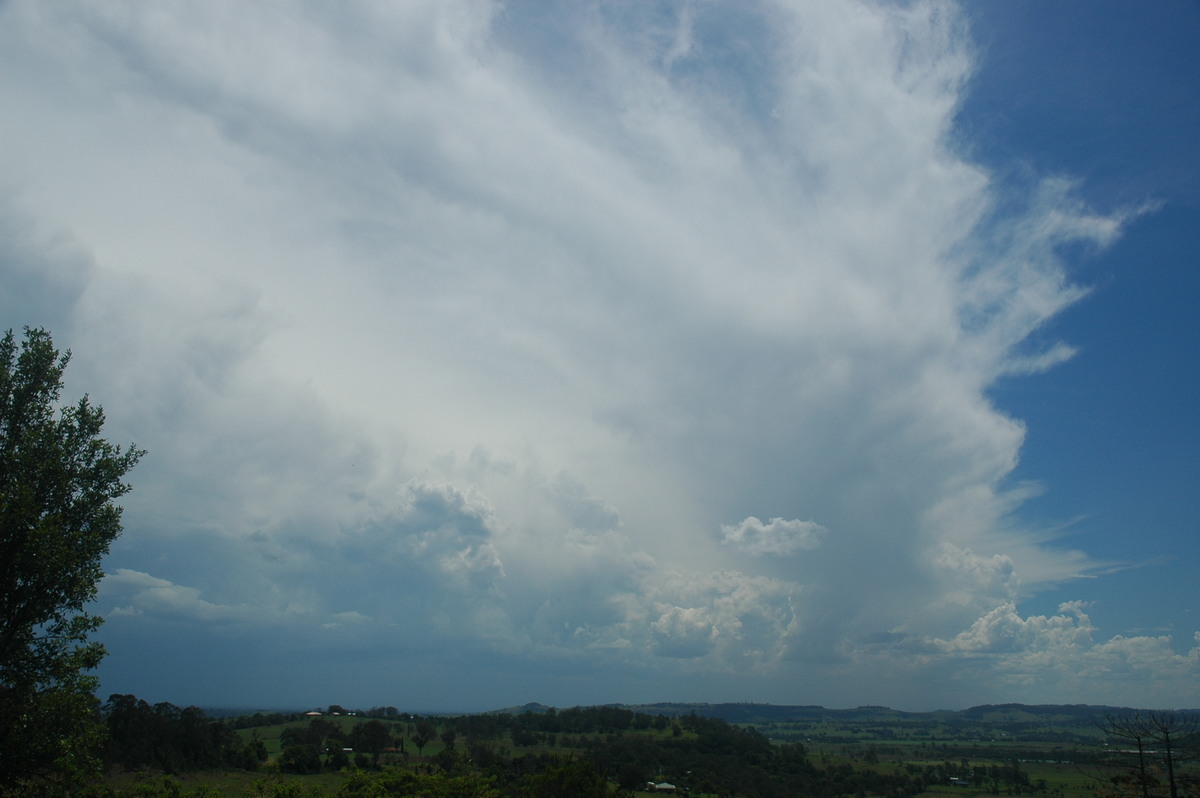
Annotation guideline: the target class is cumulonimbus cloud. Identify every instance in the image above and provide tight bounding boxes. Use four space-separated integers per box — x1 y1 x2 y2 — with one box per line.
0 0 1191 709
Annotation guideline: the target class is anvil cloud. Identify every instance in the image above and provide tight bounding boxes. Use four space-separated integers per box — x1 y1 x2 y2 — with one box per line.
1 0 1196 711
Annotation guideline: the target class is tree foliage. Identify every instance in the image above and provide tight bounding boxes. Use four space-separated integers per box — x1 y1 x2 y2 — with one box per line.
0 327 144 793
103 694 266 774
280 744 324 775
413 722 436 757
350 720 394 766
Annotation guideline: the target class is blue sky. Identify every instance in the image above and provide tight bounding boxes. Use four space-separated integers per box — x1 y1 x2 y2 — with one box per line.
962 1 1200 649
1 0 1197 712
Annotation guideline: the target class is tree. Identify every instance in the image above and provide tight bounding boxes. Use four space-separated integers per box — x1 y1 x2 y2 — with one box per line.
279 744 322 774
413 721 436 757
1098 710 1200 798
349 719 393 767
0 327 144 793
518 758 619 798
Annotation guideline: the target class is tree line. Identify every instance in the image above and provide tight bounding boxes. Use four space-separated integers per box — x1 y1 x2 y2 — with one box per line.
103 694 267 774
76 696 1200 797
263 706 937 797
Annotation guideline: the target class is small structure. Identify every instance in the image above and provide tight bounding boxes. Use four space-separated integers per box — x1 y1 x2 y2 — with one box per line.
644 783 677 793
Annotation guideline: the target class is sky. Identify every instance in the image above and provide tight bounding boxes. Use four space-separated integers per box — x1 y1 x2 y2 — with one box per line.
1 0 1197 713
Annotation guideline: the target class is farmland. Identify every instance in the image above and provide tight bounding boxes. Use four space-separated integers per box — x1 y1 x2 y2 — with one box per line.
96 701 1199 797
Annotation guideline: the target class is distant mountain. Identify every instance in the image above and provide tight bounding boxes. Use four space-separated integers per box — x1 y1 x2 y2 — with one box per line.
482 701 1196 725
488 702 557 715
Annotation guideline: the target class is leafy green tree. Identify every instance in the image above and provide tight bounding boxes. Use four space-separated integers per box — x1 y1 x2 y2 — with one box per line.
517 758 618 798
349 719 393 767
279 744 322 775
414 721 437 757
0 327 144 794
325 747 350 771
338 769 500 797
238 733 268 771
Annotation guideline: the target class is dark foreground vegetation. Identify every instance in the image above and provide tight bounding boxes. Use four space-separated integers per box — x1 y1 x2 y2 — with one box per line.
82 699 1200 798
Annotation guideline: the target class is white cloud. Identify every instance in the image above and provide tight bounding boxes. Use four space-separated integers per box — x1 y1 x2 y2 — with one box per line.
0 0 1185 709
100 569 256 626
645 570 800 668
927 603 1200 705
721 516 827 556
936 601 1092 655
652 606 719 659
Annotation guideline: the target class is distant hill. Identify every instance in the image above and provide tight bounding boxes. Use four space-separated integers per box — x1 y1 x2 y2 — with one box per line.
220 700 1197 724
488 702 558 715
485 701 1196 726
